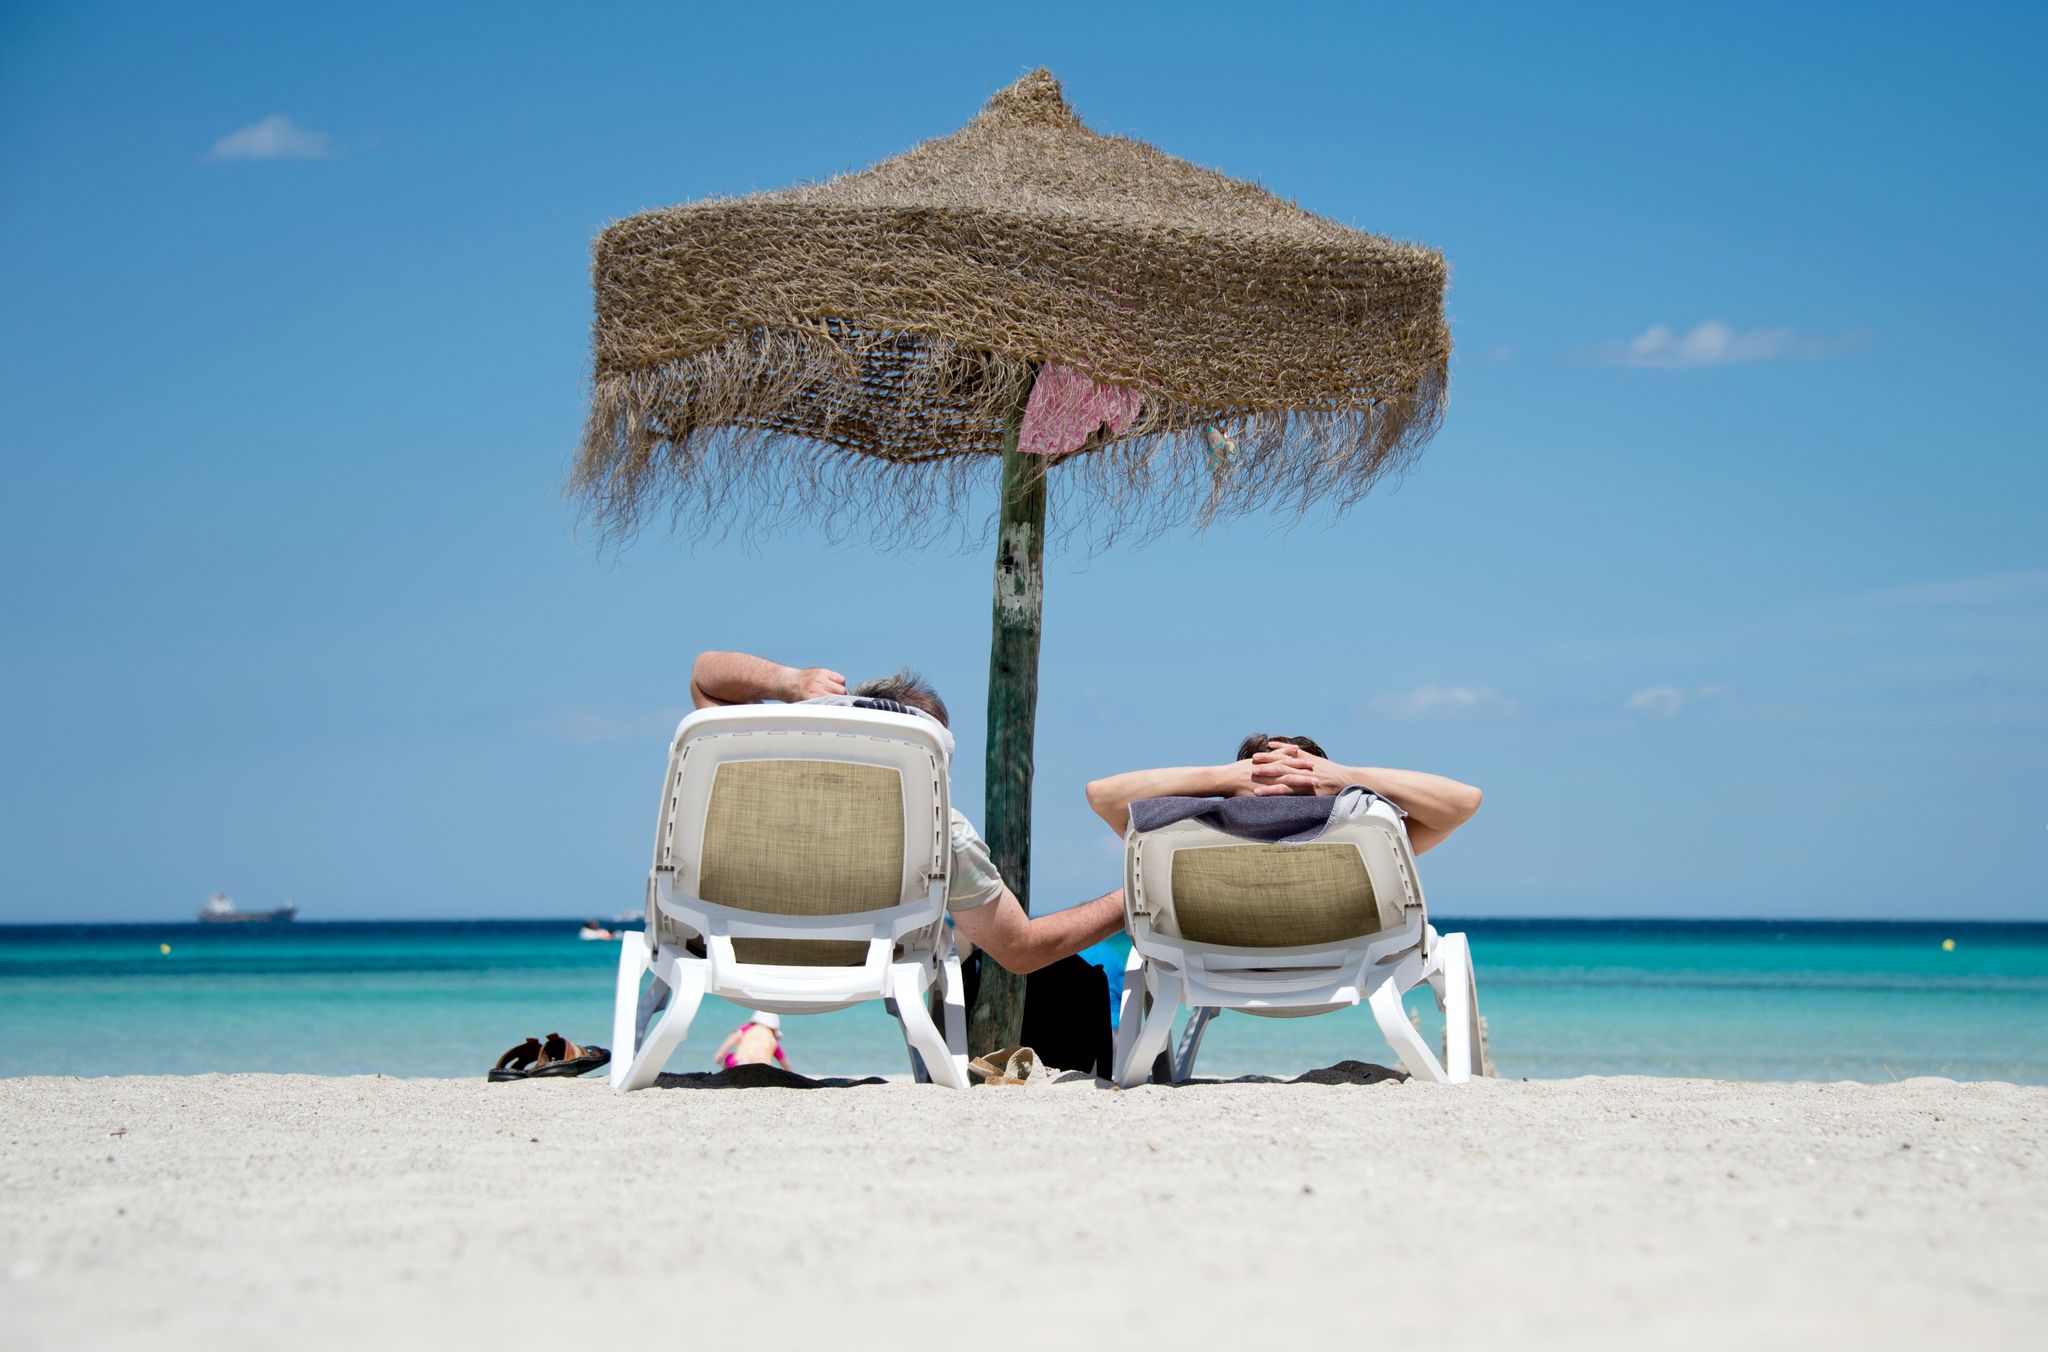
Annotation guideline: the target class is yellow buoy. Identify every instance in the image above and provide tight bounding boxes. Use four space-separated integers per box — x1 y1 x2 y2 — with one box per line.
1941 938 1956 952
159 943 172 955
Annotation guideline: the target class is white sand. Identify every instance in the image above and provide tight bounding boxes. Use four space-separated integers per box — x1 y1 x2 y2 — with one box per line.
4 1069 2043 1351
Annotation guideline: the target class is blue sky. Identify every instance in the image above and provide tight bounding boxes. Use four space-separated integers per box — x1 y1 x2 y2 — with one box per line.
2 2 2042 923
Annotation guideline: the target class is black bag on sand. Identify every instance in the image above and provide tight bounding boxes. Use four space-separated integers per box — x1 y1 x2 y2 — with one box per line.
964 953 1115 1078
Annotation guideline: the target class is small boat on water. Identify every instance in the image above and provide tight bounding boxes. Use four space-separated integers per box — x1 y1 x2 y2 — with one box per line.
197 892 297 924
578 919 618 941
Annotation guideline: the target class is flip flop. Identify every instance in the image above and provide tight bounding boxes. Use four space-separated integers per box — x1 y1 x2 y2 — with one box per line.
488 1036 543 1082
967 1045 1043 1086
529 1032 611 1079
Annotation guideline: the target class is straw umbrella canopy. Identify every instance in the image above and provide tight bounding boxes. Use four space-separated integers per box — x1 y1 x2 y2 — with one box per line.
575 70 1451 1054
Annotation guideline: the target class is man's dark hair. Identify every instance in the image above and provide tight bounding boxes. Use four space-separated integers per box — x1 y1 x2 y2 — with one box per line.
854 668 949 728
1235 732 1329 761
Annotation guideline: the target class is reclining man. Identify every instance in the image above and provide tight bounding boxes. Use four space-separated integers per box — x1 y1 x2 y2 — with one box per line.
1083 732 1483 853
689 649 1127 975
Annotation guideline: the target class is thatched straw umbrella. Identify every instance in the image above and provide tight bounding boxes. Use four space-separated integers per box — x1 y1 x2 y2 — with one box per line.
575 70 1451 1054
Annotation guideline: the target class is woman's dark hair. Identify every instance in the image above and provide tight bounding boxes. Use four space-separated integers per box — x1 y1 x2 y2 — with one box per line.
1235 733 1328 760
853 668 949 728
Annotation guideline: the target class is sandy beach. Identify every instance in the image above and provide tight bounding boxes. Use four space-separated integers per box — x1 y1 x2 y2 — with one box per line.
5 1069 2042 1351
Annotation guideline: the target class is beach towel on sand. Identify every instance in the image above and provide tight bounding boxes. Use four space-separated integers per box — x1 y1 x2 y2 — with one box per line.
1127 786 1394 844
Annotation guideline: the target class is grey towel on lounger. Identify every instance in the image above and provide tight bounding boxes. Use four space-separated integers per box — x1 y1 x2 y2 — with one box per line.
1127 787 1387 845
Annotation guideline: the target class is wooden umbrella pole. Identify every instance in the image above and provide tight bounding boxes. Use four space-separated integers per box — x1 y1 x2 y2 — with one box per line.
968 405 1045 1056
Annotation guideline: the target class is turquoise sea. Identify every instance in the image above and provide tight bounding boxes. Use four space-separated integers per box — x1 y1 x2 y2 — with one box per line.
2 919 2043 1082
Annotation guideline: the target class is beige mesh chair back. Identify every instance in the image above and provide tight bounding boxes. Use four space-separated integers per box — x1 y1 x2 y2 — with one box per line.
1111 795 1484 1087
609 703 968 1089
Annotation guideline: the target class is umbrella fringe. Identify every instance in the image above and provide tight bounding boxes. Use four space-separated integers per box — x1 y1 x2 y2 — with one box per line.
573 331 1444 552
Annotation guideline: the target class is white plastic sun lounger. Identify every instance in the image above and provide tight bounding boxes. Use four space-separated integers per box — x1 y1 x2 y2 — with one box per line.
1110 796 1484 1087
609 703 970 1090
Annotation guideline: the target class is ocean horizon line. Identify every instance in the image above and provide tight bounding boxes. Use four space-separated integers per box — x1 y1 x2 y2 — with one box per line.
5 913 2043 929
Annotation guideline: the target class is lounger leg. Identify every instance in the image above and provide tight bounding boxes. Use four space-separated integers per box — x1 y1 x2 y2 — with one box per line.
609 932 652 1090
939 954 969 1071
1436 931 1481 1083
1115 969 1181 1089
1111 949 1146 1075
616 958 706 1092
633 973 671 1045
891 962 969 1089
1369 965 1450 1084
1173 1007 1217 1084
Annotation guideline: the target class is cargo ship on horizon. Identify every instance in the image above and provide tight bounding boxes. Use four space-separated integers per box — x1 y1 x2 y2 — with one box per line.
197 892 297 924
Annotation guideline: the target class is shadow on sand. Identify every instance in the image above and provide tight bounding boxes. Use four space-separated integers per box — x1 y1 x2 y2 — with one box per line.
1054 1058 1410 1089
652 1064 888 1090
1167 1059 1409 1088
642 1058 1406 1091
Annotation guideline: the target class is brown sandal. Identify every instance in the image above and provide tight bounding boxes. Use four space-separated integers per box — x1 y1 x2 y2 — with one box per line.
529 1032 611 1079
967 1045 1043 1086
487 1036 542 1082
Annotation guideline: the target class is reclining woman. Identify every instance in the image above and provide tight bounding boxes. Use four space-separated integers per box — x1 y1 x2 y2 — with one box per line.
1084 734 1483 854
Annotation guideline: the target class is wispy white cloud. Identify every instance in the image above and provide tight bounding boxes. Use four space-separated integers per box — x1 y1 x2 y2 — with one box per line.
1597 320 1867 369
1848 571 2048 612
208 114 334 161
523 708 684 746
1627 683 1732 717
1626 687 1687 716
1368 684 1517 721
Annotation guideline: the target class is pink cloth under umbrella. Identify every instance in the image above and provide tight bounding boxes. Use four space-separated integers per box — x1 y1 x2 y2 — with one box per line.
1016 364 1143 457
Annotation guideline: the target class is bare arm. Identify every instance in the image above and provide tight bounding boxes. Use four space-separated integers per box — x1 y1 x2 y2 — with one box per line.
710 1029 740 1066
1252 745 1482 854
951 887 1126 975
1339 765 1483 852
1083 762 1271 834
690 650 845 709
